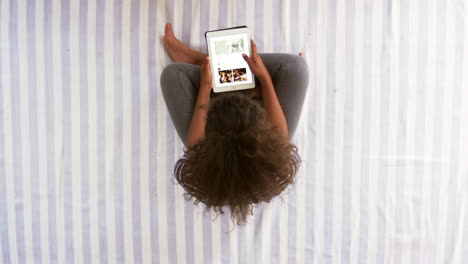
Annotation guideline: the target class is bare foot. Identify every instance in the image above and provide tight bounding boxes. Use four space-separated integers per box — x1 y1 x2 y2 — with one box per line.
163 23 207 65
247 83 263 100
298 52 304 57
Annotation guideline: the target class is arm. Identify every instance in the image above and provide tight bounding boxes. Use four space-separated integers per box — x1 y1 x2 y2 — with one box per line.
186 86 210 146
258 75 288 136
242 40 288 136
186 57 213 146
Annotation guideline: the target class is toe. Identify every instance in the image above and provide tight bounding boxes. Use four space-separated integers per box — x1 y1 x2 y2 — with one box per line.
165 23 173 36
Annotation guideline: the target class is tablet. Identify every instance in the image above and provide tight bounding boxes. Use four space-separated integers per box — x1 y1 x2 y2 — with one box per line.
205 26 256 93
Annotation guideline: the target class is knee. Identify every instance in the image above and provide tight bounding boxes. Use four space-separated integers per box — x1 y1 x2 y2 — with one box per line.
160 64 182 91
280 55 309 87
283 54 308 72
160 63 192 99
160 63 200 102
283 53 307 65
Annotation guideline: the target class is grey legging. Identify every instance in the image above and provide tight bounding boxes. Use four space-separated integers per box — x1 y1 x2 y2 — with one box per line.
160 53 309 145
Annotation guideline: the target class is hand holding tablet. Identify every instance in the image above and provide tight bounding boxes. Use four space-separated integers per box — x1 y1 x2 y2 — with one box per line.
205 26 256 93
199 57 213 92
241 40 271 83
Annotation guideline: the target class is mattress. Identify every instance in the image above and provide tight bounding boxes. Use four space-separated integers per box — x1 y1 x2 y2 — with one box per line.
0 0 467 263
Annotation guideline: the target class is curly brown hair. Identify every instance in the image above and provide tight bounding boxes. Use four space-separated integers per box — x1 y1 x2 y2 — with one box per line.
174 93 300 225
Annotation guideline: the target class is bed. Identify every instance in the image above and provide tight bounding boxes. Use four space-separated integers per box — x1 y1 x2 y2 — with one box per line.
0 0 467 263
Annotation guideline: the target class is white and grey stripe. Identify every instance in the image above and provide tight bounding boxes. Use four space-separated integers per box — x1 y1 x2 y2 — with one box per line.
86 0 100 262
1 1 18 263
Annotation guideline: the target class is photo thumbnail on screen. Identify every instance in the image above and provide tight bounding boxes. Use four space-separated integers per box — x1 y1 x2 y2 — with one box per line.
218 70 233 83
232 68 247 82
218 67 248 83
214 38 245 55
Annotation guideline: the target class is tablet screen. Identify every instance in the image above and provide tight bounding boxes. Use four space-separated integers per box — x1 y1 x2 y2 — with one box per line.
208 33 253 88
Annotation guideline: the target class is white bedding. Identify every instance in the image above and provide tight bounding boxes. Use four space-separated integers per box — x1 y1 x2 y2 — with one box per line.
0 0 467 263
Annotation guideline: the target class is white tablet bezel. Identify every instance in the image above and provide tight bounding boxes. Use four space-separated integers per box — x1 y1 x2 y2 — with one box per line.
205 27 256 93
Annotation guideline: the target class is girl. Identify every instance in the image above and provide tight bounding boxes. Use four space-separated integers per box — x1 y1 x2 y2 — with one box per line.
160 24 309 224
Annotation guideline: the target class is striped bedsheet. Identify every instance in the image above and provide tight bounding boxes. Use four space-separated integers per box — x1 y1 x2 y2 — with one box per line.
0 0 467 263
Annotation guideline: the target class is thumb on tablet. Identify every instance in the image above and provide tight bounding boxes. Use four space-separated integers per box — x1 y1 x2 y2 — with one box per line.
202 56 209 67
242 53 252 65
